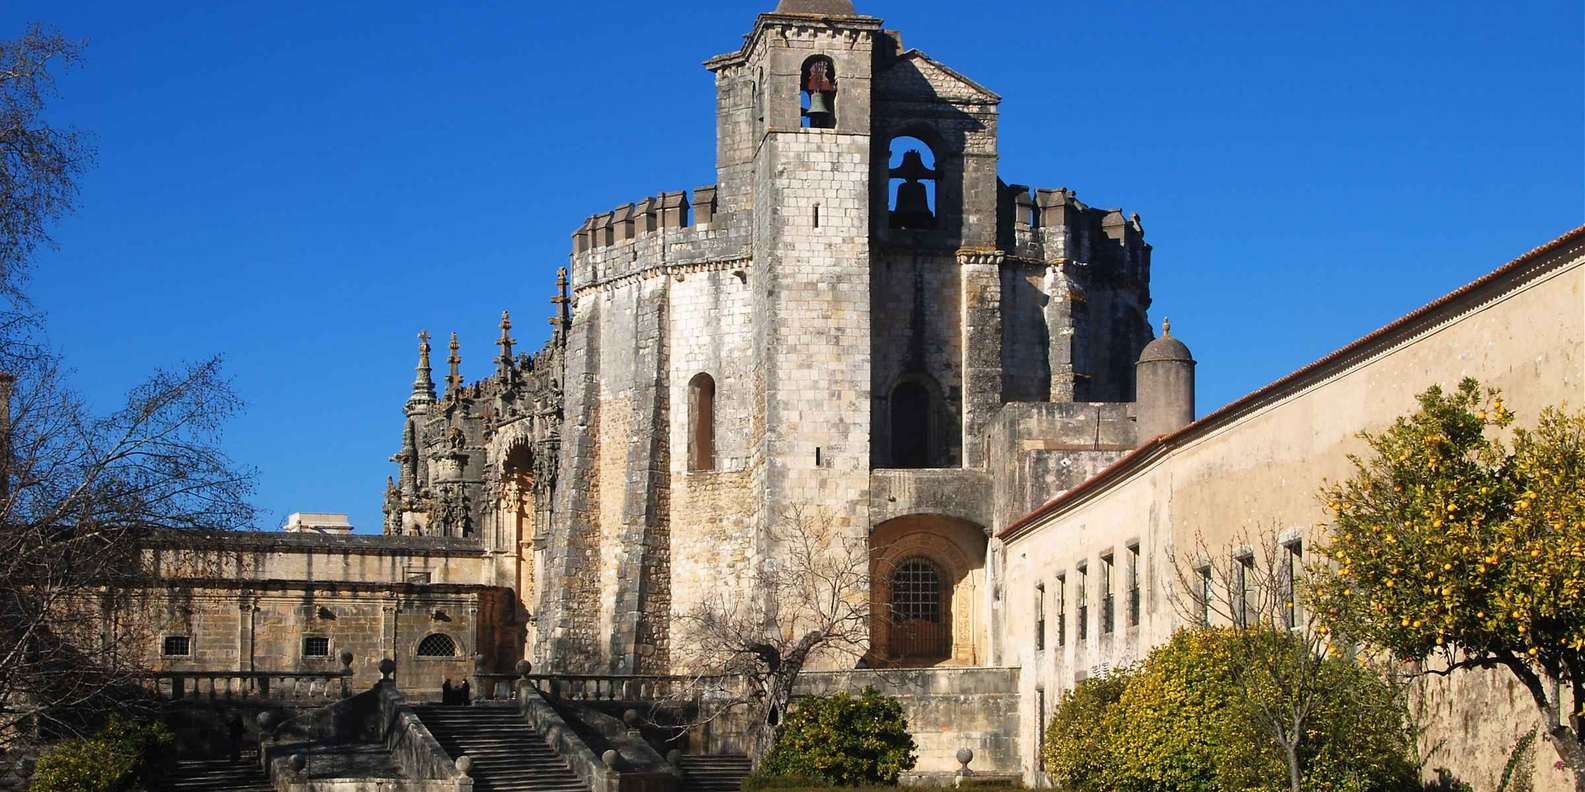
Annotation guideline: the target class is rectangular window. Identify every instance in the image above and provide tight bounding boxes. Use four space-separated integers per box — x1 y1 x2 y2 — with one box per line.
1101 554 1115 635
1035 584 1046 652
1036 687 1047 771
1284 540 1303 629
1235 554 1254 628
1127 543 1141 627
1077 564 1089 641
1198 566 1213 626
303 636 330 658
162 635 191 658
1055 575 1067 647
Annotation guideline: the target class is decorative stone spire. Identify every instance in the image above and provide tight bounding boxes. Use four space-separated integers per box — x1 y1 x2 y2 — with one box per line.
1162 317 1171 337
496 311 516 377
407 331 437 412
550 268 571 341
446 332 463 397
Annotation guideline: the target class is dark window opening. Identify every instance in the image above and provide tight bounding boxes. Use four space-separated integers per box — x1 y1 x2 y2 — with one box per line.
890 380 932 468
1101 554 1115 635
1235 554 1255 628
689 373 716 472
417 633 457 657
890 558 948 660
1035 583 1046 652
303 636 330 658
1284 541 1303 629
800 56 836 129
162 635 191 657
888 137 938 230
1077 565 1089 641
1127 543 1141 627
1055 575 1067 646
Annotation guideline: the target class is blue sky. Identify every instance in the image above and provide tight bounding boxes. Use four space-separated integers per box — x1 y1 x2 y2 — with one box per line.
5 1 1581 534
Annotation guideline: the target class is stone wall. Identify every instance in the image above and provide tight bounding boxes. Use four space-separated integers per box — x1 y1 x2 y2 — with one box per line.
797 668 1020 779
998 231 1585 789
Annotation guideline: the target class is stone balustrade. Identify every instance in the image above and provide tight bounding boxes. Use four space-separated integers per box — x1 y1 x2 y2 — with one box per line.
144 669 354 702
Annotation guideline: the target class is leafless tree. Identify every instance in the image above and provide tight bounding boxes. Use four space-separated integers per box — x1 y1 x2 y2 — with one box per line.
1168 527 1405 792
0 24 255 751
670 506 871 765
0 356 255 749
1 25 91 308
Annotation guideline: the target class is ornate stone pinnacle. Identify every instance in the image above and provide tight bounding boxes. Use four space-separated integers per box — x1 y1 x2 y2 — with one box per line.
497 311 516 373
1163 317 1172 337
446 332 463 396
408 330 437 409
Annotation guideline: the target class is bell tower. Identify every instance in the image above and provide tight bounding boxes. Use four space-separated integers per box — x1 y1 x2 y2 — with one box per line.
711 1 881 534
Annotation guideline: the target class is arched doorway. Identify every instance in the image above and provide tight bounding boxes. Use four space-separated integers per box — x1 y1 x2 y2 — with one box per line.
870 515 988 667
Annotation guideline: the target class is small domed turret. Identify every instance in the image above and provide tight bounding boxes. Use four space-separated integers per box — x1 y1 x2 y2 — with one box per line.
774 0 858 16
1135 318 1196 443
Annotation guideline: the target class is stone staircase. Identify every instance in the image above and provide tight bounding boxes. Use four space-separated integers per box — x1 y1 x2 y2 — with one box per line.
677 754 751 792
414 704 587 792
162 756 272 791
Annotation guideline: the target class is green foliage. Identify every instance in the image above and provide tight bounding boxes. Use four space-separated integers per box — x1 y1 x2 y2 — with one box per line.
1041 628 1416 792
1313 379 1585 671
28 718 175 792
1041 672 1130 791
1496 730 1537 792
760 688 917 786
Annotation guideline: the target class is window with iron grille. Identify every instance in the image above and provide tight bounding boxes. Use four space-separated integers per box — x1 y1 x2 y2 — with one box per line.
1198 566 1214 626
891 559 942 623
303 636 330 658
1284 540 1303 629
162 635 191 657
1101 554 1115 635
1055 575 1067 647
417 633 457 657
1235 554 1255 628
1127 543 1141 627
1035 583 1045 652
1076 564 1089 641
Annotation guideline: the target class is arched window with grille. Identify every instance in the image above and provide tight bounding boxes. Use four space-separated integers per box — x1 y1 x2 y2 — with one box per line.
889 558 949 660
689 373 716 472
416 633 457 658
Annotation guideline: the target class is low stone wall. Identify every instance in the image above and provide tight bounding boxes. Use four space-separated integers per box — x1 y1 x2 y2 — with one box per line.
796 668 1020 780
376 682 470 789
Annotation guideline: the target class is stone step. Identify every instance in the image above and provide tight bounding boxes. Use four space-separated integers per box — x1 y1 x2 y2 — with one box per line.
161 758 272 792
413 706 587 792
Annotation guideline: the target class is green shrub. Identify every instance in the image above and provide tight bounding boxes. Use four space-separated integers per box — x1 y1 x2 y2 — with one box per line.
1042 672 1130 791
29 717 175 792
760 688 917 786
1042 628 1416 792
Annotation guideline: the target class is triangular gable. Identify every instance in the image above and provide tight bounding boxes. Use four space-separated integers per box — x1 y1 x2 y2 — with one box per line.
877 50 1002 104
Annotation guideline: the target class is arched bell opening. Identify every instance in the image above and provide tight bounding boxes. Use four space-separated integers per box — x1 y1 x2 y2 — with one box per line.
887 136 938 230
869 514 988 668
886 372 948 469
800 55 837 130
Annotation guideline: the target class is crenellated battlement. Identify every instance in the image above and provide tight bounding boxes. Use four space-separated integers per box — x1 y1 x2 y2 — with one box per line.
567 185 751 295
1001 183 1151 284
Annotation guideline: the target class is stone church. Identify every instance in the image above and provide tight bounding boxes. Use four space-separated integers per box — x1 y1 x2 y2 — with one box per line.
371 0 1186 677
138 1 1583 788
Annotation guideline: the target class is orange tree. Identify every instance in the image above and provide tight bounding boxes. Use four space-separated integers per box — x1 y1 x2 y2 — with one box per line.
1312 379 1585 788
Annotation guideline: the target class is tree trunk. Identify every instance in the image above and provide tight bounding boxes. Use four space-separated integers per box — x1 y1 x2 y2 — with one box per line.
1284 741 1302 792
1538 727 1585 792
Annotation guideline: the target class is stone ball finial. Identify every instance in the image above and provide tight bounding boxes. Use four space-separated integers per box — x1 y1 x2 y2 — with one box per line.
378 658 397 680
515 660 533 678
257 711 276 731
340 650 354 668
956 747 974 771
602 750 620 769
667 749 683 766
290 754 307 774
623 709 641 729
456 755 474 777
774 0 858 16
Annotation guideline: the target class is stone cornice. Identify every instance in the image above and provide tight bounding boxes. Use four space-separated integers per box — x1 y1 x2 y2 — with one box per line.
573 256 752 299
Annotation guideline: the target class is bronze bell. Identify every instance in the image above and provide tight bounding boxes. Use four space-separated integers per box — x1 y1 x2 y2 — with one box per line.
892 181 934 230
804 91 835 128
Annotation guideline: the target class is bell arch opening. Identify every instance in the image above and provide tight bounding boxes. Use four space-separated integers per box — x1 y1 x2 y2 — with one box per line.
800 55 837 129
887 136 937 230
